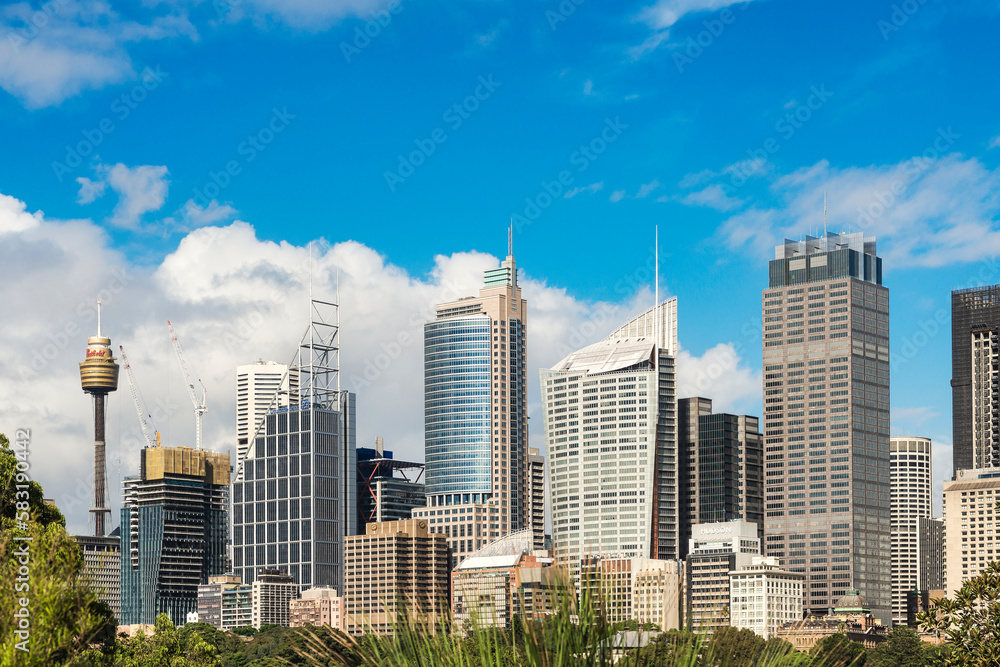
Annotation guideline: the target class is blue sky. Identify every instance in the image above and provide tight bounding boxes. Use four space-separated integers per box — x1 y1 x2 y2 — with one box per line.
2 0 1000 530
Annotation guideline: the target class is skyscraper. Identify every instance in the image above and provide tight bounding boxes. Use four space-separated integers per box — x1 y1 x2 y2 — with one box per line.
761 231 891 624
237 360 299 463
526 447 545 552
541 299 679 568
119 445 232 626
951 286 1000 473
417 243 527 563
678 397 764 557
889 436 933 625
943 468 1000 595
232 298 356 592
357 438 426 529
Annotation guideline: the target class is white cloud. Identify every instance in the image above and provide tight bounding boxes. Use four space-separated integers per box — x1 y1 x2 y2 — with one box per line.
583 79 594 96
78 163 170 230
0 1 196 108
215 0 403 30
178 198 238 227
564 182 604 199
0 191 42 235
639 0 755 30
0 189 748 536
636 179 661 198
990 135 1000 149
715 152 1000 267
628 30 670 60
610 190 627 203
677 342 761 414
681 183 744 210
75 176 106 204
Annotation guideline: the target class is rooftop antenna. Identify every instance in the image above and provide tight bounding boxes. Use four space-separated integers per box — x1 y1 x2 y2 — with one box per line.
508 219 513 257
824 192 828 236
654 225 659 373
97 300 103 337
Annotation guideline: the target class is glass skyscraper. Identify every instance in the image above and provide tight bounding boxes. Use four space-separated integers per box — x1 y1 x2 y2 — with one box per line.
119 446 231 626
951 285 1000 472
413 245 529 566
761 231 891 624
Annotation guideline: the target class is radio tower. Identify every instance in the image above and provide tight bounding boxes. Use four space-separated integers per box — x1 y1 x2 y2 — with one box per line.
79 301 120 537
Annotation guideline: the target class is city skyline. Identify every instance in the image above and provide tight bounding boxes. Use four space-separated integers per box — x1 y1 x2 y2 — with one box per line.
5 2 999 542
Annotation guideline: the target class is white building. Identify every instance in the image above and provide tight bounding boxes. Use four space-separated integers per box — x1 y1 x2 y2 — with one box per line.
236 360 298 462
729 556 804 640
542 299 679 574
252 568 298 628
686 520 760 635
943 468 1000 596
889 436 933 625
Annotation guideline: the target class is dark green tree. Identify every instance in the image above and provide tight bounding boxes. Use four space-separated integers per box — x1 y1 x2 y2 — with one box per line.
810 632 866 667
865 626 927 667
918 560 1000 666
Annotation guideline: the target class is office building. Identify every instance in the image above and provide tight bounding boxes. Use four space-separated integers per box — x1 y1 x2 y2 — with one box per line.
233 298 356 592
889 436 933 625
760 232 891 624
357 438 425 530
75 533 121 619
686 520 760 635
343 519 450 635
678 397 764 556
119 446 232 626
452 532 554 629
526 447 545 552
420 242 528 564
252 568 298 628
289 587 344 630
197 575 252 630
943 468 1000 595
917 516 945 590
237 360 299 463
729 556 804 640
542 298 679 571
579 555 684 629
951 286 1000 472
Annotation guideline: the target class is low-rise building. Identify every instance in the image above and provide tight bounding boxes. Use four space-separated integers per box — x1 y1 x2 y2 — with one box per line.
775 589 887 650
290 587 345 631
686 520 760 635
197 575 252 630
75 533 121 620
344 519 450 635
252 568 298 629
729 557 803 640
452 532 554 629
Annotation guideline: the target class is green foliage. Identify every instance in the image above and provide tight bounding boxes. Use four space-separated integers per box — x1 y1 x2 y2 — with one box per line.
918 560 1000 666
864 626 928 667
232 626 258 637
0 433 115 667
810 633 866 667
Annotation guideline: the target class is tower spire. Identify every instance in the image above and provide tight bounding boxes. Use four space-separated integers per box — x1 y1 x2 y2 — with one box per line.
97 299 102 337
824 192 828 236
508 219 513 258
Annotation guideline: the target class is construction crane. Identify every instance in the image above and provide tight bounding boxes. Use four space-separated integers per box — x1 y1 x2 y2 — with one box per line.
167 320 208 449
119 345 158 447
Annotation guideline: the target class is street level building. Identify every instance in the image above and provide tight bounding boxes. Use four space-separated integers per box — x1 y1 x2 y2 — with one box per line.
889 436 933 625
943 468 1000 595
761 232 891 624
729 556 803 640
252 568 298 628
542 299 680 573
119 446 231 626
289 587 344 630
75 533 121 619
678 398 764 556
579 555 684 629
452 533 554 629
343 519 450 635
197 575 252 630
686 520 760 635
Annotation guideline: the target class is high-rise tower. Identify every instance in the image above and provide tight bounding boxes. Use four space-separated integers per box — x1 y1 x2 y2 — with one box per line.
888 436 933 625
414 239 528 566
541 299 679 568
79 301 119 538
761 231 891 624
951 286 1000 472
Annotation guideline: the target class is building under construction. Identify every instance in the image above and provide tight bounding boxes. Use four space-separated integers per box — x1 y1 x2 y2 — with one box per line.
119 445 232 626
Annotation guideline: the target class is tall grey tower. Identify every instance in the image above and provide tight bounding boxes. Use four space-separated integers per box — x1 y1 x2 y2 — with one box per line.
951 286 1000 472
761 232 891 625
